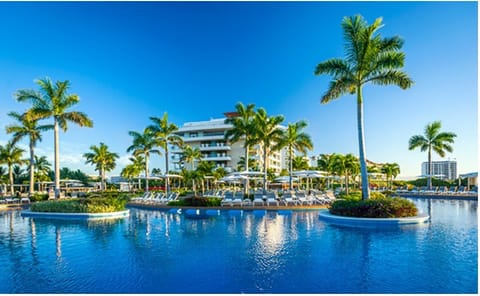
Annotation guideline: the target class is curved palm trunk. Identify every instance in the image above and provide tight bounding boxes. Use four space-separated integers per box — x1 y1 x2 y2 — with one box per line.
427 146 432 190
29 141 35 196
100 166 105 191
165 146 169 195
8 165 14 195
357 87 370 200
289 146 293 190
54 118 60 199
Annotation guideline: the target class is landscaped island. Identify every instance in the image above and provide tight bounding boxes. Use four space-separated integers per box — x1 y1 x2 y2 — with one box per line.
30 195 128 213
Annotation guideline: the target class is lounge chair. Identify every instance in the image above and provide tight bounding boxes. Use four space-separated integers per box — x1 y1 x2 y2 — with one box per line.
252 193 265 206
220 192 235 206
265 192 279 206
21 197 30 204
282 192 298 206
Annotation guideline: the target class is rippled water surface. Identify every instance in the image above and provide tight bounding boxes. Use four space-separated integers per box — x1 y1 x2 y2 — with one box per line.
0 198 477 293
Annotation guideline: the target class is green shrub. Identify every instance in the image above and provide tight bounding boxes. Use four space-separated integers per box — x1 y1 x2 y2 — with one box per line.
30 196 128 213
30 193 49 202
329 196 418 218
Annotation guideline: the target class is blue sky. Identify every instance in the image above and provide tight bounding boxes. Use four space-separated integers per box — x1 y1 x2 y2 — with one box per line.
0 1 477 178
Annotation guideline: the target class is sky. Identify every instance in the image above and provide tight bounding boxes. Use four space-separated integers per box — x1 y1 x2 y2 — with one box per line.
0 1 477 179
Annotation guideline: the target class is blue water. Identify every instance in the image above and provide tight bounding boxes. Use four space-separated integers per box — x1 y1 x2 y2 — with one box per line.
0 198 477 293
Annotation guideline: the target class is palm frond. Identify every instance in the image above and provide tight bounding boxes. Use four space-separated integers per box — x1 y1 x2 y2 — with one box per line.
314 58 351 77
61 111 94 128
366 70 413 89
321 77 356 104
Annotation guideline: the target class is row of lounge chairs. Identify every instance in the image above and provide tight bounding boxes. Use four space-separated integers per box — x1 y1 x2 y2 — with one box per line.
396 186 477 195
131 192 180 205
0 196 31 204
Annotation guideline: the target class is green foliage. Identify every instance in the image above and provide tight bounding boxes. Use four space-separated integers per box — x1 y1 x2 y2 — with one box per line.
170 197 222 207
30 193 48 202
329 196 418 218
30 195 128 213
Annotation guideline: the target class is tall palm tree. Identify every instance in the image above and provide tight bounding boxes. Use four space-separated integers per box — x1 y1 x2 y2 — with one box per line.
225 102 256 194
409 121 456 189
6 111 53 196
0 141 26 195
30 155 51 191
381 162 400 189
15 78 93 198
121 155 144 192
196 160 215 194
148 112 183 194
277 120 313 190
253 108 284 194
182 145 202 195
127 128 161 193
315 15 413 200
236 156 259 171
83 142 119 191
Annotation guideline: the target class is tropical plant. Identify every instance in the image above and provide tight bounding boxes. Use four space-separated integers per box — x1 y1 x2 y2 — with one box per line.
236 156 259 171
127 128 161 193
213 167 228 183
182 145 202 194
196 160 215 193
0 141 26 195
15 78 93 198
408 121 456 189
332 153 359 195
32 155 52 182
253 108 284 193
277 120 313 190
225 102 256 194
292 156 310 171
12 165 26 185
317 153 336 188
148 112 183 194
381 163 400 189
315 15 413 199
6 111 53 196
83 142 119 191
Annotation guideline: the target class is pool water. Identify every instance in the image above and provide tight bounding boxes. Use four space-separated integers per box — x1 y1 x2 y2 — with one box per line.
0 198 477 293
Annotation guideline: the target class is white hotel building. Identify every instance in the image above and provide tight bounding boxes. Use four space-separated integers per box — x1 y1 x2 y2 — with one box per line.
171 113 290 173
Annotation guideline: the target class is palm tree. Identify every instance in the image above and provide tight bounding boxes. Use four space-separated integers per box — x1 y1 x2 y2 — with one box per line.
292 156 310 171
0 141 26 195
12 165 26 185
6 111 53 196
127 128 161 193
121 156 144 192
83 142 119 191
225 102 256 194
408 121 456 189
15 78 93 198
277 120 313 190
315 15 413 199
182 145 202 195
332 153 359 195
253 108 284 194
196 160 215 194
236 156 259 171
318 154 335 189
31 155 51 191
148 112 183 194
381 162 400 189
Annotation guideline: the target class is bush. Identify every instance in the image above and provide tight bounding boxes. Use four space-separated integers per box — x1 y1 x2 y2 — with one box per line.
30 196 128 213
170 197 222 207
30 193 49 202
329 196 418 218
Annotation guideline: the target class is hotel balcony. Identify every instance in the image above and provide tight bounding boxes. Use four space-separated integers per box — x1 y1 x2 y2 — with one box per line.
202 155 232 161
182 135 226 142
199 144 231 152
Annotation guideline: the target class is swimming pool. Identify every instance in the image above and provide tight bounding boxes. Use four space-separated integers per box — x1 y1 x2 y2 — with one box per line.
0 198 477 293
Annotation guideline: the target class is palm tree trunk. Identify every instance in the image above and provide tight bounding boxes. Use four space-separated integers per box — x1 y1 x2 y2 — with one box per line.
29 140 35 196
165 146 169 195
427 147 432 190
145 155 149 193
289 146 293 191
101 166 105 191
263 146 268 194
54 118 60 199
345 173 349 195
191 160 196 196
244 144 249 196
8 165 13 195
357 87 370 200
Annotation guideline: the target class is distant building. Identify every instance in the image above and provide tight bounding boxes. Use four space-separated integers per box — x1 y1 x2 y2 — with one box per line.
421 160 457 180
171 114 290 173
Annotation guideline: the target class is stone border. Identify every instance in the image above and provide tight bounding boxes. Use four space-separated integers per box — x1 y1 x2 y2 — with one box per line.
21 209 130 220
319 210 429 227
